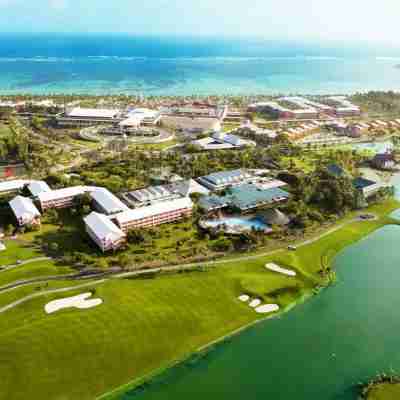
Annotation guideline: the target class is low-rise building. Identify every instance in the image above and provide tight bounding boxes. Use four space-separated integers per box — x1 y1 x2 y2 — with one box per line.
112 197 193 232
57 107 121 127
372 153 396 170
192 132 255 150
84 212 126 252
197 169 254 191
9 195 41 226
325 96 361 117
198 184 290 213
352 177 383 199
28 181 51 197
90 188 129 215
38 186 87 210
0 179 31 195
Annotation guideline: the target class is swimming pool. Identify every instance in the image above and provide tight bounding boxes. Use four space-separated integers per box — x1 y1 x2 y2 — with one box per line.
351 141 393 154
203 216 271 232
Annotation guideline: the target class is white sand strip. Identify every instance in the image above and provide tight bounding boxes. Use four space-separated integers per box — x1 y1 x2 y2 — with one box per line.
238 294 250 302
249 299 261 308
45 292 103 314
255 304 280 314
265 263 296 277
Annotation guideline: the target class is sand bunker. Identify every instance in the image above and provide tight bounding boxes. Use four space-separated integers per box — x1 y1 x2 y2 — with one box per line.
255 304 280 314
45 292 103 314
238 294 250 302
265 263 296 277
249 299 262 308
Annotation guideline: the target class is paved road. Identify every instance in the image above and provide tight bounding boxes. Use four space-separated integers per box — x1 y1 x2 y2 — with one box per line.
0 257 52 273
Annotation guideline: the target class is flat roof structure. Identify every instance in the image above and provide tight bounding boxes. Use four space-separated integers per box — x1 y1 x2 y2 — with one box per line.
38 186 87 203
170 179 210 197
28 181 51 197
197 169 253 190
9 195 40 224
66 107 120 119
113 197 193 226
198 184 290 212
228 185 290 211
90 188 129 215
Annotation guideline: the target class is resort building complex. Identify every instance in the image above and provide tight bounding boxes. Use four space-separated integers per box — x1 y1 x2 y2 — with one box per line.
248 96 360 119
9 195 41 226
38 186 88 210
111 197 193 232
84 212 126 253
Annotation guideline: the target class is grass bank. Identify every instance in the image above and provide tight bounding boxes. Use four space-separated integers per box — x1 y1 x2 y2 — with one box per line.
366 383 400 399
0 199 398 400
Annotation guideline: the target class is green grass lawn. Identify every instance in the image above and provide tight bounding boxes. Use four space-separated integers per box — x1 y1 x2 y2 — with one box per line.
0 199 398 400
0 260 74 287
366 383 400 400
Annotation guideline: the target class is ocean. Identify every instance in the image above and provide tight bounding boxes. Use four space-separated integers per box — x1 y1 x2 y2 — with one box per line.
0 34 400 96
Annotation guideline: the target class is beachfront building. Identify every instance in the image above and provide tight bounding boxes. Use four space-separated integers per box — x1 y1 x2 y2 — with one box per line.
325 97 361 117
112 197 193 232
38 186 87 211
90 188 129 215
248 100 319 119
9 195 41 226
84 212 126 252
192 132 255 150
162 104 228 120
57 107 122 127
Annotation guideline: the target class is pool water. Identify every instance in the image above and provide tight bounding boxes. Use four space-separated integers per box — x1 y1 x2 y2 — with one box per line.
204 217 270 232
351 141 393 154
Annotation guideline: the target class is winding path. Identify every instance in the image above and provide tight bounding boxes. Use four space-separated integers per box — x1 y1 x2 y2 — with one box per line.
0 279 106 314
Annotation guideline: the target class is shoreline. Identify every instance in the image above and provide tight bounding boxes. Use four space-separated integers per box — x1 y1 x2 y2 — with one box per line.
97 199 400 400
98 290 315 400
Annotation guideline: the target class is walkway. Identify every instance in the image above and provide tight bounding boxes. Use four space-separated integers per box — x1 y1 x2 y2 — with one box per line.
0 279 106 314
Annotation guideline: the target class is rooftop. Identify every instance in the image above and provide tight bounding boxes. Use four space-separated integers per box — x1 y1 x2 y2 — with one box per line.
28 181 51 197
9 195 40 221
113 197 193 225
90 188 129 214
84 212 125 242
66 107 120 119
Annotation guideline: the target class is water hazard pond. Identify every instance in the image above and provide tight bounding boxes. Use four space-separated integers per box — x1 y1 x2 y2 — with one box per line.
120 225 400 399
119 173 400 400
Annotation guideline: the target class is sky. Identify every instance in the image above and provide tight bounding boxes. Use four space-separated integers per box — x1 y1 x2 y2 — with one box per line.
0 0 400 44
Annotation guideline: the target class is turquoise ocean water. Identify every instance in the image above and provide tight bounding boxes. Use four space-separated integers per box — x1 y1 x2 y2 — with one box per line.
0 34 400 95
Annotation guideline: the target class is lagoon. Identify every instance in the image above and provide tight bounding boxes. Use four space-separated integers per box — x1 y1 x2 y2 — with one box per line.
121 179 400 399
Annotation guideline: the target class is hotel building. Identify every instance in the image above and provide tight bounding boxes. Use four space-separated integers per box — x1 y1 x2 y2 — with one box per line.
84 212 126 252
112 197 193 232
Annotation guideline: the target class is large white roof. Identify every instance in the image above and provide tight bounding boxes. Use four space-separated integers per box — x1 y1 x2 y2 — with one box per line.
84 212 125 242
66 107 120 119
0 179 31 193
90 188 129 214
28 181 51 197
114 197 193 225
170 179 210 197
38 186 86 203
9 196 40 221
